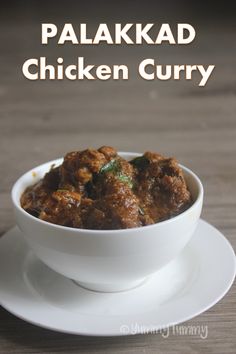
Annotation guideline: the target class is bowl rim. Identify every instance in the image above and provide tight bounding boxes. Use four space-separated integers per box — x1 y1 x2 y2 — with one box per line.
11 152 204 234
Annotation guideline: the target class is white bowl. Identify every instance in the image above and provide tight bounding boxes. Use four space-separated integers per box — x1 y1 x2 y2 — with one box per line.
12 152 203 292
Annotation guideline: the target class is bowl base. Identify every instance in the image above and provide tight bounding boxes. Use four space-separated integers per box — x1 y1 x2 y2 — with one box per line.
73 277 150 293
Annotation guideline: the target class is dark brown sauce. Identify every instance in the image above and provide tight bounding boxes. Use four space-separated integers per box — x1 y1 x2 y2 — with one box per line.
21 146 192 230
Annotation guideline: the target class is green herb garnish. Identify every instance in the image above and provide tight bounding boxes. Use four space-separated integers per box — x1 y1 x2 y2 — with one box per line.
100 159 133 188
117 174 133 189
100 159 119 174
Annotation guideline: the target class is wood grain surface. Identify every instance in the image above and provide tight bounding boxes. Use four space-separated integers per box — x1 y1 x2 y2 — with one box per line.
0 3 236 353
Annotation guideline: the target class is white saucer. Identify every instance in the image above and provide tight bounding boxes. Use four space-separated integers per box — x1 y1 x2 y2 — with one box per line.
0 220 235 336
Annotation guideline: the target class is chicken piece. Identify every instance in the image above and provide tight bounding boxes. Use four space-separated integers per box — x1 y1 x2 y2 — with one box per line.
144 151 164 163
60 148 107 190
134 154 191 223
39 190 82 227
99 174 140 229
43 166 60 190
21 146 192 230
98 146 117 159
76 149 107 173
20 181 50 217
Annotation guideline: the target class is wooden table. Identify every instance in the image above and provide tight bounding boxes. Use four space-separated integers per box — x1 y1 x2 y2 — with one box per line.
0 5 235 353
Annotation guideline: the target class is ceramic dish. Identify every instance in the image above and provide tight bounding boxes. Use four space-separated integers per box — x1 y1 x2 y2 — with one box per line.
11 152 203 292
0 220 235 336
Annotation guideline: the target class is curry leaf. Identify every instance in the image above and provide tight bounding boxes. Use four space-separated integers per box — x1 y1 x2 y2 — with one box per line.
100 159 119 174
100 159 133 188
117 174 133 188
130 156 149 169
